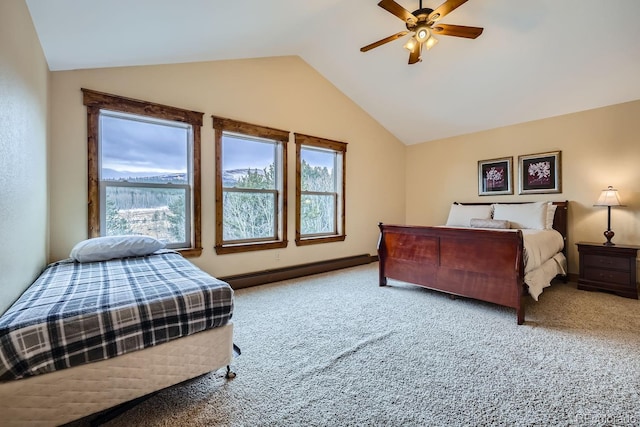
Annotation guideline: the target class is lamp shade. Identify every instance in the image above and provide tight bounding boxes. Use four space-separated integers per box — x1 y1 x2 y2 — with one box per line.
594 186 625 207
424 35 439 50
403 37 418 51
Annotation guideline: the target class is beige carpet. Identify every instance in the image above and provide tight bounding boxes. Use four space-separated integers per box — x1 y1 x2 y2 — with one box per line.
72 263 640 426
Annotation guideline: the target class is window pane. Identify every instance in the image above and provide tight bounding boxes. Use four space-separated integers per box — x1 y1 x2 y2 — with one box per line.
105 186 187 244
301 148 335 192
101 113 189 184
223 191 275 241
222 134 276 190
301 194 335 235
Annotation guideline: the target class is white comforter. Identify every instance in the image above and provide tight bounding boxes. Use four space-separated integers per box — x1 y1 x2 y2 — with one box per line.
442 226 566 301
521 229 567 300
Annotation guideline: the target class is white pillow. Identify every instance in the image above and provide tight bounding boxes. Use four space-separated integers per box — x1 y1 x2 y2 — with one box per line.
546 203 557 229
493 202 548 230
70 235 166 262
445 204 493 227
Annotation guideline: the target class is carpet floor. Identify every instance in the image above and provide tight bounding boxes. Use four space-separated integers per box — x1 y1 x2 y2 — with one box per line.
73 263 640 426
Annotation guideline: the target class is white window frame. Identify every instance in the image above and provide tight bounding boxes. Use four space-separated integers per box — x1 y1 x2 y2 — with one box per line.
98 111 194 249
221 133 282 244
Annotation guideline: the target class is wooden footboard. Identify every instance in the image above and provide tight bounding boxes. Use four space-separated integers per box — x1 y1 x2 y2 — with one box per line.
377 224 526 324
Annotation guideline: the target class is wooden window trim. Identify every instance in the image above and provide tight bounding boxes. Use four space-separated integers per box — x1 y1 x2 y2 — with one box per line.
82 88 204 257
212 116 289 255
294 133 347 246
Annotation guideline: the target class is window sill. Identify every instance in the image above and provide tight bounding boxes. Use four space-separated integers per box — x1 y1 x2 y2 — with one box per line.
177 247 203 258
215 240 288 255
295 235 346 246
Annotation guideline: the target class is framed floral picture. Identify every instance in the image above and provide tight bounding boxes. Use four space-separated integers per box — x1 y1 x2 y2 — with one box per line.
478 157 513 196
518 151 562 194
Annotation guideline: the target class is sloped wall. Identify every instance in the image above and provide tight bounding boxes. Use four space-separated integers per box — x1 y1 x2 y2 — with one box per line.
49 56 406 277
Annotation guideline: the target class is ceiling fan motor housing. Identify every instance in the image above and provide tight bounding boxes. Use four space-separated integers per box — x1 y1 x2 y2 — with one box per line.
406 8 434 30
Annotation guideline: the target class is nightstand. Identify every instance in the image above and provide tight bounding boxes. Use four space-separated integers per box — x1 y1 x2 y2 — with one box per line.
576 242 639 299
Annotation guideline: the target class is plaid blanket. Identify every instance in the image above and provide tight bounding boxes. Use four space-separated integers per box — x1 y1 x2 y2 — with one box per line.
0 251 233 381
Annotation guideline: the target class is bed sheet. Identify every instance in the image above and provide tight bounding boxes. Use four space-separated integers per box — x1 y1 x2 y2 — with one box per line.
0 251 234 380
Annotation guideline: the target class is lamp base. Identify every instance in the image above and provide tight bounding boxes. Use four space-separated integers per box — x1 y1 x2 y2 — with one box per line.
603 229 615 246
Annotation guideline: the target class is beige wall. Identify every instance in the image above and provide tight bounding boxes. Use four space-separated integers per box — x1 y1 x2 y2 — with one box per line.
12 4 638 290
0 0 50 314
406 100 640 275
49 57 406 277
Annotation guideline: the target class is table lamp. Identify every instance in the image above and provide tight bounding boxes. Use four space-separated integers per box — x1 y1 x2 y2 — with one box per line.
593 186 625 246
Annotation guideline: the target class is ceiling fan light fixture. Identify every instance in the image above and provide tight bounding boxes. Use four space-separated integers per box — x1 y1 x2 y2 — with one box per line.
415 26 430 43
403 36 418 51
424 34 438 50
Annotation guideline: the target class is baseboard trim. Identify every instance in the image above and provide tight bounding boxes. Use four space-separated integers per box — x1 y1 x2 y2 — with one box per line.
220 254 378 289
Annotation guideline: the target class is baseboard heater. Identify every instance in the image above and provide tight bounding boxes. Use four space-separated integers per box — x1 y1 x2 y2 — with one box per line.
219 254 378 289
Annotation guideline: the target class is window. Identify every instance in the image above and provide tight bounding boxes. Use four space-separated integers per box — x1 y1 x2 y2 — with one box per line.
294 133 347 246
82 89 203 257
213 116 288 254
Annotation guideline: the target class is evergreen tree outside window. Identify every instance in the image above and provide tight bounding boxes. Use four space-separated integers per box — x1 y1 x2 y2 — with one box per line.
294 133 346 246
83 89 203 256
213 116 288 254
99 112 192 248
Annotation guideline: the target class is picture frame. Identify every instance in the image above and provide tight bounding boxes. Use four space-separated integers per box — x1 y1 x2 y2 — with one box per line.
478 157 513 196
518 151 562 194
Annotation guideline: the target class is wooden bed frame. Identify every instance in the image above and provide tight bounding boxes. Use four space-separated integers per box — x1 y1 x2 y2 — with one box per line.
377 201 568 325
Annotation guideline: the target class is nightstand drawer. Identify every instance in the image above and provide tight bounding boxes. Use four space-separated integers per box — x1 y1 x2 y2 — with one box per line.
583 254 630 271
583 267 630 285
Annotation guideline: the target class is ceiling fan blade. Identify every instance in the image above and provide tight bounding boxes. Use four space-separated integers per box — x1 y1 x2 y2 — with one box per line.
432 24 483 39
428 0 469 22
378 0 417 24
360 31 409 52
408 43 421 64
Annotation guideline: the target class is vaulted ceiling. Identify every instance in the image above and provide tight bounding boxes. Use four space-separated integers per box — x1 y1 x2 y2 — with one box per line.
25 0 640 145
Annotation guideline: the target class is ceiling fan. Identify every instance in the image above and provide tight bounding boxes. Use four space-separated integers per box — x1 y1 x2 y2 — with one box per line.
360 0 483 65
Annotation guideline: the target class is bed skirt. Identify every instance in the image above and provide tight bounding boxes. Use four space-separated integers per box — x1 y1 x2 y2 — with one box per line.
0 322 234 427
